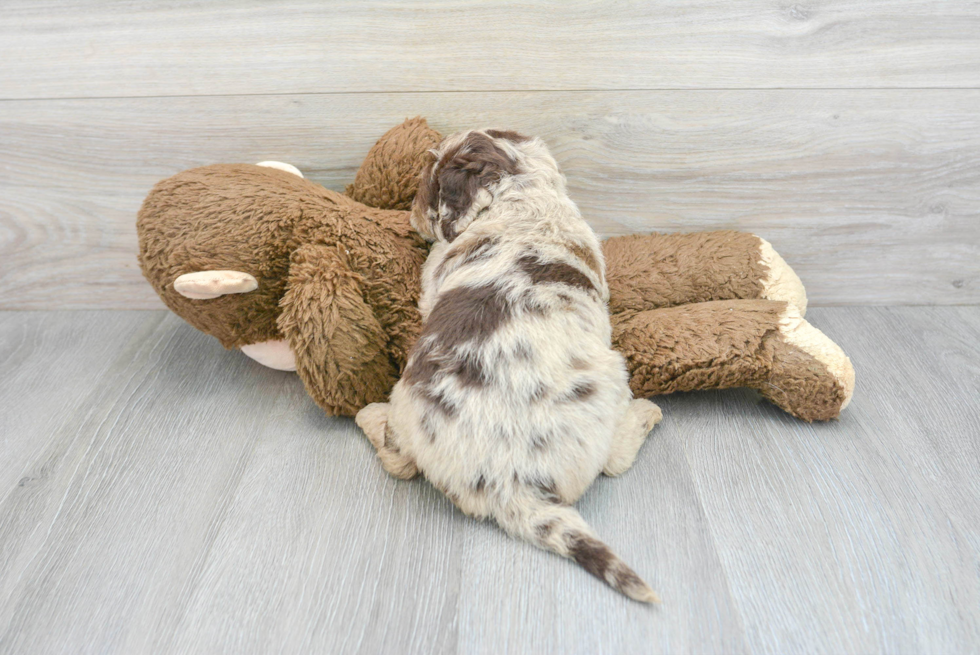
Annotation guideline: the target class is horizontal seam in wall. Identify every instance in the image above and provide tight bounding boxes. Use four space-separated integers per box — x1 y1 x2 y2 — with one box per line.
2 86 980 103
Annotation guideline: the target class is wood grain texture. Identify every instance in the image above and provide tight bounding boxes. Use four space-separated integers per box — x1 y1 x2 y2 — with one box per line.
0 307 978 653
0 312 306 653
678 305 980 653
3 0 980 99
2 90 978 309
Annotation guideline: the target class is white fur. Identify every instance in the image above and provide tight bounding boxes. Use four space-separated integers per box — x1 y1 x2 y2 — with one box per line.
357 130 661 602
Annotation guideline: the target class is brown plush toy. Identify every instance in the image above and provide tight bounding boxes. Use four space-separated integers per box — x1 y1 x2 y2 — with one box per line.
137 118 854 422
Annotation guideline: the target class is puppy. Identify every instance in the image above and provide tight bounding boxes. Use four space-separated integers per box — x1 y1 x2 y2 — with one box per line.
355 129 662 602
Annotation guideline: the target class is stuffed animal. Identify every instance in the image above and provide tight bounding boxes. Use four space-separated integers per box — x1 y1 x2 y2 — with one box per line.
137 118 854 422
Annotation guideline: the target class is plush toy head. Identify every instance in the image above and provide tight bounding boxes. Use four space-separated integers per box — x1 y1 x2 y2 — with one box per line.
138 164 309 349
137 118 441 352
137 118 443 413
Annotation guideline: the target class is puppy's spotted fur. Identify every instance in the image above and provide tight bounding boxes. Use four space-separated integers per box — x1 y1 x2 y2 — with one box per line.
356 129 662 602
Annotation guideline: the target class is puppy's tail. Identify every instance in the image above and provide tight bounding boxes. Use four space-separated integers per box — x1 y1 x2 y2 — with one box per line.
494 490 660 604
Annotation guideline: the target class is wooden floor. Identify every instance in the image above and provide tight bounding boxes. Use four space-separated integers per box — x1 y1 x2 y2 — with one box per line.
3 2 980 653
1 306 978 654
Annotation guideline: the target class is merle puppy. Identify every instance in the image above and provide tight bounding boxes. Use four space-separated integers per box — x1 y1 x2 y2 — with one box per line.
355 128 662 602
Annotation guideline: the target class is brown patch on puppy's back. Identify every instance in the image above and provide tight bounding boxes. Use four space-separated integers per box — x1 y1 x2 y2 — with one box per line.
403 283 511 393
421 283 512 349
513 339 535 362
564 241 602 278
434 235 499 281
518 289 549 317
517 254 596 294
529 429 551 449
449 352 488 388
415 384 457 418
557 380 596 402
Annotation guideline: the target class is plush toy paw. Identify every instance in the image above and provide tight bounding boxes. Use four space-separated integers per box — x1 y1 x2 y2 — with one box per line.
762 305 855 421
172 270 258 300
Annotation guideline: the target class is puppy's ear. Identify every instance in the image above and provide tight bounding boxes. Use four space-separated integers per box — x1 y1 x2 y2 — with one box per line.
484 129 530 143
411 153 440 241
412 132 519 242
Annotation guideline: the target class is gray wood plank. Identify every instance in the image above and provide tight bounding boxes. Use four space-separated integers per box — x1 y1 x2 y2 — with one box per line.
0 311 154 497
1 307 979 653
164 419 468 654
0 313 305 653
2 0 979 99
2 90 978 309
670 306 980 653
167 404 749 654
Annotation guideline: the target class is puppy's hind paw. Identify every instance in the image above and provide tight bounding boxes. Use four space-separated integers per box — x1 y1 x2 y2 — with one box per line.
635 398 663 432
355 403 389 450
378 447 419 480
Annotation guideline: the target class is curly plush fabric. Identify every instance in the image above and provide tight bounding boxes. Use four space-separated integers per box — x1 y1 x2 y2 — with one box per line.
604 231 769 314
611 299 849 422
138 164 303 348
346 117 442 211
138 164 428 415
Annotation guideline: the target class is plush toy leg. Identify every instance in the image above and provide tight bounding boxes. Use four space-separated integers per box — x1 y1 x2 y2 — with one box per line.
603 231 807 316
278 243 397 416
613 300 854 422
240 339 297 371
603 399 663 476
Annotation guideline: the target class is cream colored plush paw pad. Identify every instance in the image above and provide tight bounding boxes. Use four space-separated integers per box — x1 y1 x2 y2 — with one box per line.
241 339 297 371
173 270 258 300
758 237 808 315
256 161 304 178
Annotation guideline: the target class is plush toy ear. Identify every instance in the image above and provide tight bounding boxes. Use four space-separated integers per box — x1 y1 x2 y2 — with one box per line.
412 131 519 242
346 117 443 211
172 270 258 299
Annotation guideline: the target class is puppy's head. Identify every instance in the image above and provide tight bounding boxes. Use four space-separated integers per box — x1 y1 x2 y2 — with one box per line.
412 128 557 242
